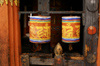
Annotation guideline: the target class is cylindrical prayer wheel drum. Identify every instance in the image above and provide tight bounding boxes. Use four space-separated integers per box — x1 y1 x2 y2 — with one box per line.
62 16 80 43
29 16 51 43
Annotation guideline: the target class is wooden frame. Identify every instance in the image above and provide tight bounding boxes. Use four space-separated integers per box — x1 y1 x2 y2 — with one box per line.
20 0 98 66
0 0 99 66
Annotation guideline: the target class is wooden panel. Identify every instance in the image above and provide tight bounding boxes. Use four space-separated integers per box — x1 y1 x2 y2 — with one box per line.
29 57 84 66
38 0 49 15
21 53 84 66
30 57 54 65
64 60 84 66
0 2 9 66
85 0 98 66
38 0 50 53
38 0 49 11
21 55 29 66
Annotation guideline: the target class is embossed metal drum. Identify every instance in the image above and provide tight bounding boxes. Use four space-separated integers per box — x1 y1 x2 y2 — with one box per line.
29 16 51 43
62 16 80 43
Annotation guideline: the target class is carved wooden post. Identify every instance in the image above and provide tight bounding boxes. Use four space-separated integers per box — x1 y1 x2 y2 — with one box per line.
38 0 50 53
85 0 98 66
54 43 63 66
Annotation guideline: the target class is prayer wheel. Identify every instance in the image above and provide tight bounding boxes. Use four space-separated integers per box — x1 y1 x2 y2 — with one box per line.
29 16 51 43
62 16 80 43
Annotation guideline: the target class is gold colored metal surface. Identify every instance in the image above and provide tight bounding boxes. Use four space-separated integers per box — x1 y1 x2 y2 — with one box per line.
85 44 90 56
5 0 8 5
54 43 63 56
10 0 13 6
14 0 17 6
0 0 4 6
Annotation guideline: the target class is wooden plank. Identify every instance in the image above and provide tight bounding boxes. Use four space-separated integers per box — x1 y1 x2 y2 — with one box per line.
30 57 84 66
64 60 84 66
85 0 98 66
28 53 52 58
38 0 49 11
8 0 15 66
30 57 54 65
21 55 29 66
38 0 50 53
0 2 9 66
38 0 49 15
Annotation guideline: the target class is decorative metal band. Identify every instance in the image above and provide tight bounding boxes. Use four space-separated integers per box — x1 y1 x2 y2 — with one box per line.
0 0 4 6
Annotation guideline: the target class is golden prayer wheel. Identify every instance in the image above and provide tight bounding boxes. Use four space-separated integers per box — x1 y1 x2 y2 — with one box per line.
62 16 80 43
29 16 51 43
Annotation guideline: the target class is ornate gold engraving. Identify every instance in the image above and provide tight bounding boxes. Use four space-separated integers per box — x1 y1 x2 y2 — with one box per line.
0 0 4 6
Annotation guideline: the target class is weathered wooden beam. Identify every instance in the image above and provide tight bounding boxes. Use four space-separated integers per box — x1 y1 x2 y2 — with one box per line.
19 11 84 14
85 0 99 65
21 55 29 66
22 53 52 58
30 57 84 66
38 0 49 11
38 0 50 53
30 57 54 65
64 60 84 66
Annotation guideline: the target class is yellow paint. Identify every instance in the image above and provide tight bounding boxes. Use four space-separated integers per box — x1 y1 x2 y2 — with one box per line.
10 0 13 6
30 23 50 40
5 0 8 5
14 0 17 6
0 0 4 6
62 23 73 38
75 25 80 37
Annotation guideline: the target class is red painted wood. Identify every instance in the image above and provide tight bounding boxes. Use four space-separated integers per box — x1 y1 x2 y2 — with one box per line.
88 26 96 35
